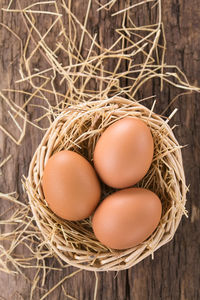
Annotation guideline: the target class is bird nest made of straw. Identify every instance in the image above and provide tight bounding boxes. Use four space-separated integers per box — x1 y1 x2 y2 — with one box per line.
25 96 187 271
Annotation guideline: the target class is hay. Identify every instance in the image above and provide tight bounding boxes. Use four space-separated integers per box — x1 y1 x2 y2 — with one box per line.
0 155 12 169
40 269 81 300
24 96 187 271
0 0 198 296
1 0 198 138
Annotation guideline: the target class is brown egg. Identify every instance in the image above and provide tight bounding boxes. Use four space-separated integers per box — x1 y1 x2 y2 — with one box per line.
42 150 101 221
93 117 154 188
92 188 162 250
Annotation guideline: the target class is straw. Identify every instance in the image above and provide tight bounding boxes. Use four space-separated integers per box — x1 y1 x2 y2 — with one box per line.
25 96 187 271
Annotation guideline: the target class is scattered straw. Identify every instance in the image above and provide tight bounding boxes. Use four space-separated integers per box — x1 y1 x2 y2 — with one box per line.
0 155 12 169
40 269 81 300
112 0 157 16
61 285 78 300
94 272 98 300
7 0 14 9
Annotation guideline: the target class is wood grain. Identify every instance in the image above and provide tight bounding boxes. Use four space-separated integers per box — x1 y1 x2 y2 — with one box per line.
0 1 200 299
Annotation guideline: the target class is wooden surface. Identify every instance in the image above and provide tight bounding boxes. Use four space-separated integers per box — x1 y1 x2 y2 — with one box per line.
0 1 200 299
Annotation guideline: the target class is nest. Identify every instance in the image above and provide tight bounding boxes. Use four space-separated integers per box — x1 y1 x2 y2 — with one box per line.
25 96 187 271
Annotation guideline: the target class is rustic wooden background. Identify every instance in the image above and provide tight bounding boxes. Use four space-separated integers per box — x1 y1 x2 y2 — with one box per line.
0 0 200 299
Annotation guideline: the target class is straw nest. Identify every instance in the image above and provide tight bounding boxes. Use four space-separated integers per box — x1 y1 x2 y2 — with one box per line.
25 96 187 271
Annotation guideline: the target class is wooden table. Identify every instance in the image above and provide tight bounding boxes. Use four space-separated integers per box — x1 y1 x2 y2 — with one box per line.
0 1 199 299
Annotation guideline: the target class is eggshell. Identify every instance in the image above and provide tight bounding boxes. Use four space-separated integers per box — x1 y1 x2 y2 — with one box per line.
93 117 154 188
92 188 162 250
42 150 101 221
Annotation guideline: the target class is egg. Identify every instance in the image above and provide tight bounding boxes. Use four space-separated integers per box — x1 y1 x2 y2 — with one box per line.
92 188 162 250
93 117 154 188
42 150 101 221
